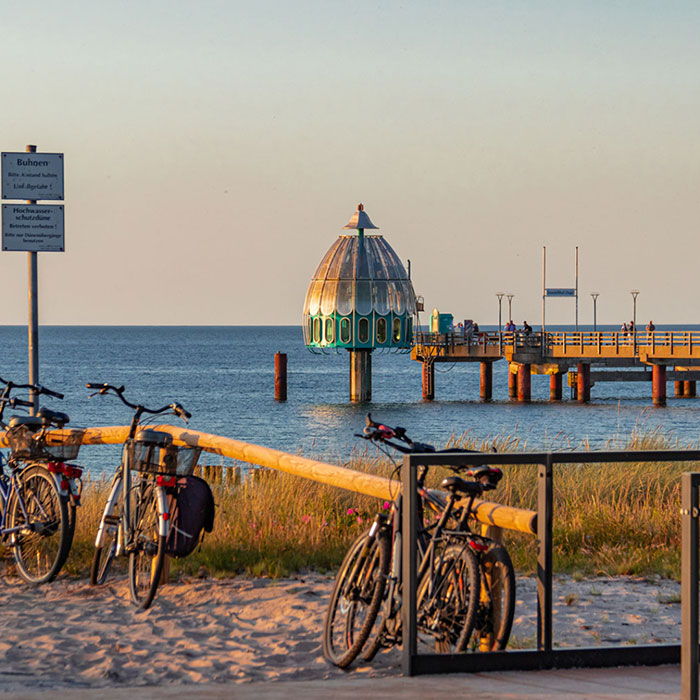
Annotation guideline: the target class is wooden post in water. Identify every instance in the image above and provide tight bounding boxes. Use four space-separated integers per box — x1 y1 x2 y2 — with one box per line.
274 352 287 401
684 381 697 398
652 364 667 406
517 364 531 402
549 372 562 401
675 380 685 398
480 361 492 401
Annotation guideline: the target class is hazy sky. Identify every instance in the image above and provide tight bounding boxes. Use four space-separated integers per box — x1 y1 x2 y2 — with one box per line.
1 1 698 326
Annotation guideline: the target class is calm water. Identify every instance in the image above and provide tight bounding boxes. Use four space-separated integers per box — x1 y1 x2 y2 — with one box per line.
1 325 699 475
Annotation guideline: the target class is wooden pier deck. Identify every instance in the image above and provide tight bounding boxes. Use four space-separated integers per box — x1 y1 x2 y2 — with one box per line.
412 330 700 403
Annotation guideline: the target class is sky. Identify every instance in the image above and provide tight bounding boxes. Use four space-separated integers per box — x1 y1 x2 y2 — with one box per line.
0 1 698 326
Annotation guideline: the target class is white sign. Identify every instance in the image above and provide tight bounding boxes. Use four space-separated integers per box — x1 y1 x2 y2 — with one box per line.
2 204 64 252
546 288 576 297
1 152 64 200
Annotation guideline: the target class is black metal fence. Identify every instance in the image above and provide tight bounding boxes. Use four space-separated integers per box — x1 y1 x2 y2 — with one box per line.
401 449 700 698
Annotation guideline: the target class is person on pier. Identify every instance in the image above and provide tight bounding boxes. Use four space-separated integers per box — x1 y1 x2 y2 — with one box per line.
621 321 629 342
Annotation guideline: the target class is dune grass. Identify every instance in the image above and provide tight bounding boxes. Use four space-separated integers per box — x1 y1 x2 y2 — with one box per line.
29 429 700 581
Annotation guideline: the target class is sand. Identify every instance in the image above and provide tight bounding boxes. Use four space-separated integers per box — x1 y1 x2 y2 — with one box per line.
0 572 682 693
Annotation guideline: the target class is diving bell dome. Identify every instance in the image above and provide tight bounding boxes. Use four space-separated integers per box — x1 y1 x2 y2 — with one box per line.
303 204 417 350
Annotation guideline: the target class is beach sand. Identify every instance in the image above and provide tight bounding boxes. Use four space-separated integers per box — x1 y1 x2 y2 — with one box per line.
0 572 682 693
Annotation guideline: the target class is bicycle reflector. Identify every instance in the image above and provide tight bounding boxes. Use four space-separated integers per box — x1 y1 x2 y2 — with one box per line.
156 475 177 488
47 462 64 474
62 465 82 478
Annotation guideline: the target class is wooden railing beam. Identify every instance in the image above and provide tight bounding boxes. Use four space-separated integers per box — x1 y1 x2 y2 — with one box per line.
2 425 537 535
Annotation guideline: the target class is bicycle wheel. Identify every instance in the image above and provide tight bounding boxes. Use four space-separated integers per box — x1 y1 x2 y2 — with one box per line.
8 464 70 584
469 541 516 652
322 527 390 669
90 519 118 585
127 478 165 609
90 472 123 586
416 542 480 653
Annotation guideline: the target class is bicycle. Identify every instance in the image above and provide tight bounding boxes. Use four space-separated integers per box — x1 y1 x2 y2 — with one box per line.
87 383 197 609
0 377 83 584
322 415 515 668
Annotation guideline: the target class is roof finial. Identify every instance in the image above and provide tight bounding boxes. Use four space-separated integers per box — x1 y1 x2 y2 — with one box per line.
344 203 378 230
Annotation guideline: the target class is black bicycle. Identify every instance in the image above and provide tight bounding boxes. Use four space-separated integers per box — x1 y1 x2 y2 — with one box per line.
322 415 515 668
0 378 84 583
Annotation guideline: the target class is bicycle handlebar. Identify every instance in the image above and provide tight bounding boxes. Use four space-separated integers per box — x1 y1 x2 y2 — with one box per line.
0 377 64 400
86 382 190 424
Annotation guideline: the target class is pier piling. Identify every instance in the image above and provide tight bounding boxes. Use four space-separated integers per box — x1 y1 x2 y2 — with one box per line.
517 364 531 403
422 360 434 401
684 381 697 398
508 366 517 399
549 372 562 401
577 363 591 403
653 365 667 406
480 362 493 401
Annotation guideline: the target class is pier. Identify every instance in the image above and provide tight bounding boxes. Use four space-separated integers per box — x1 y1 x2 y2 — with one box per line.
412 330 700 405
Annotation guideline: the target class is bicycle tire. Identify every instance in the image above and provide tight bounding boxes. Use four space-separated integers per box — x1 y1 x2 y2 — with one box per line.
127 479 165 609
90 524 118 585
469 541 516 652
322 527 390 669
417 542 480 653
8 464 70 584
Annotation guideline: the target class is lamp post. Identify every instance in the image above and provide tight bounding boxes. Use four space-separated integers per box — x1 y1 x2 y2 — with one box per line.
496 293 504 332
506 294 514 324
590 293 599 332
631 290 640 355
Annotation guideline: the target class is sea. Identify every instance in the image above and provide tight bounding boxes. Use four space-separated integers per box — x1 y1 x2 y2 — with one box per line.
1 324 699 476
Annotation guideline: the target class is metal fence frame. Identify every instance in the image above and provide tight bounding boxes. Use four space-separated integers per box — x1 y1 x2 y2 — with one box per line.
401 449 700 687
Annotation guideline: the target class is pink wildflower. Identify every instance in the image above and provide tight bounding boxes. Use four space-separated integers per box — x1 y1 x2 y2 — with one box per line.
301 515 312 524
356 517 363 524
347 507 358 516
383 501 391 510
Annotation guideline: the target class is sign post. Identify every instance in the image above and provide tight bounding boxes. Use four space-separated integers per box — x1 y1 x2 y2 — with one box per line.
1 145 65 414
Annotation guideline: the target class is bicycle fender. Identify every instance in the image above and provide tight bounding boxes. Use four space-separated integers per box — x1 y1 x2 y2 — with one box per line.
95 476 122 548
155 485 170 538
49 472 69 499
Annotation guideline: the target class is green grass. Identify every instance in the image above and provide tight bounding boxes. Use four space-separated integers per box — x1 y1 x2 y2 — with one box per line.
7 429 696 581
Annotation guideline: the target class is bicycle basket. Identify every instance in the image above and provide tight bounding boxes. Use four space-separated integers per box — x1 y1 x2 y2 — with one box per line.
128 430 178 475
42 428 86 461
5 423 41 460
175 446 202 476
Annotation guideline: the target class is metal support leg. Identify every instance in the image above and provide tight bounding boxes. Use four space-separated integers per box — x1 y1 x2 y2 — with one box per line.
402 455 417 676
682 472 700 700
537 455 553 651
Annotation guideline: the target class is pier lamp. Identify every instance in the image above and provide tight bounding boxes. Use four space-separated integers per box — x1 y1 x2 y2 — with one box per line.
496 293 505 332
630 290 640 354
506 294 515 323
590 293 599 332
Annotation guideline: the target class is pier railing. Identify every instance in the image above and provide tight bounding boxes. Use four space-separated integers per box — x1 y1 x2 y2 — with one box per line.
413 330 700 360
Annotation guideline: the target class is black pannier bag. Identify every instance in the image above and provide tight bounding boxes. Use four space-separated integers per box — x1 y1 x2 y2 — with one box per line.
166 475 215 558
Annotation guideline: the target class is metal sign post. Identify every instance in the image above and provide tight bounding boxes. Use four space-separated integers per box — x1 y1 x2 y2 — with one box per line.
1 145 65 414
542 246 579 338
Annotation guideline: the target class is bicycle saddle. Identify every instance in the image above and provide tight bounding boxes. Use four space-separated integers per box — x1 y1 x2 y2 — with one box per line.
440 475 483 497
134 429 173 447
8 415 43 430
38 407 70 427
